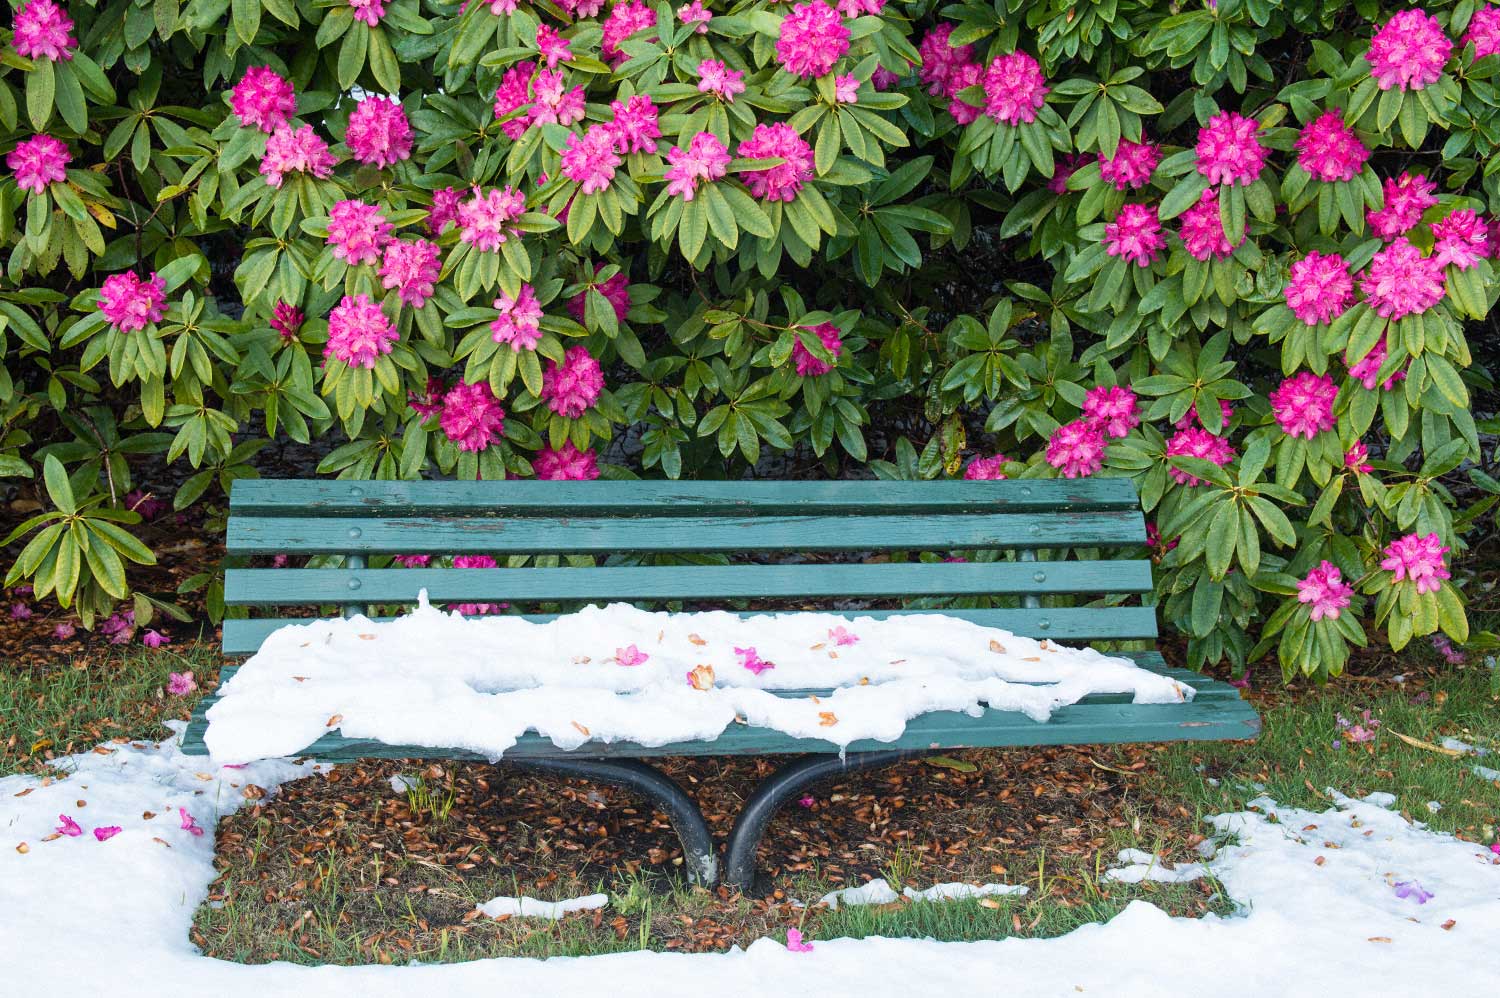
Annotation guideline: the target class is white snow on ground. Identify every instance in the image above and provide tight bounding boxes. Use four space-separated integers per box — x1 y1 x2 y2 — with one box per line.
1105 848 1209 884
476 893 608 920
817 880 1028 909
204 598 1191 763
2 727 1499 998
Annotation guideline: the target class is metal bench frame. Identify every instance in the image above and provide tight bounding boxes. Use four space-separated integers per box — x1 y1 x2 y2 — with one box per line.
182 479 1259 891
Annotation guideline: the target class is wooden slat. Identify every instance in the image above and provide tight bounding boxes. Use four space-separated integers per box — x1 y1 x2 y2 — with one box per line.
224 560 1156 606
230 479 1144 517
179 667 1259 760
227 511 1146 555
221 606 1159 654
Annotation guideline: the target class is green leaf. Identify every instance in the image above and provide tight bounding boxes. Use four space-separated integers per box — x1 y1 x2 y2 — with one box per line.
42 455 76 515
26 58 55 131
232 0 261 45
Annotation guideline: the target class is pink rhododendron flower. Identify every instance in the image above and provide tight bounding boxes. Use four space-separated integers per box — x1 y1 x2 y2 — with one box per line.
1147 521 1179 555
543 346 605 418
394 554 432 567
453 555 497 569
837 0 883 14
739 123 815 202
379 239 441 307
325 294 398 369
798 794 816 807
678 1 711 32
1465 5 1500 59
1368 10 1452 91
348 0 384 25
441 381 505 452
1367 172 1437 239
1336 709 1380 745
834 74 859 103
230 66 296 133
1269 371 1338 439
491 284 544 350
561 125 622 195
982 51 1048 126
1082 385 1139 438
56 814 82 837
1345 441 1373 474
776 1 850 79
345 96 412 169
1393 880 1433 904
1284 251 1354 326
99 272 167 333
1381 532 1451 593
534 441 599 480
568 271 629 329
1195 111 1267 186
493 62 537 137
10 602 32 620
101 610 134 643
260 125 336 187
53 622 76 640
793 322 843 376
786 929 814 952
736 646 775 676
142 629 170 648
13 0 76 61
1164 427 1235 486
608 95 661 155
1295 112 1369 183
1361 238 1445 320
945 62 983 124
1178 189 1244 261
871 65 900 90
918 24 975 97
1175 400 1233 432
698 59 747 102
1047 419 1107 478
1431 209 1490 270
602 0 658 66
535 24 573 68
665 132 732 200
963 454 1008 480
326 200 391 266
459 186 527 251
93 826 122 842
829 626 859 646
271 301 304 339
1104 203 1165 267
1048 153 1088 194
167 671 196 695
529 69 587 129
179 807 205 836
7 134 70 194
1298 561 1353 621
125 489 166 519
428 186 463 234
617 644 649 666
559 0 603 17
1098 139 1159 191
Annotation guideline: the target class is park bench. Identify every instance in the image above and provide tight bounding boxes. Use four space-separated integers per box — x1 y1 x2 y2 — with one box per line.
181 478 1260 890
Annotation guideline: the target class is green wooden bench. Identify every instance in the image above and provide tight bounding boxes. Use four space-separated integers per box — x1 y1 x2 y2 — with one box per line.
181 478 1259 891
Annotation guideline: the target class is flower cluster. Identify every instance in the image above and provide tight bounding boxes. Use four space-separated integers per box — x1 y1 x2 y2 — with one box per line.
776 2 850 79
1178 190 1244 261
8 135 70 194
739 123 814 202
698 59 746 101
326 200 391 266
1466 5 1500 59
379 239 441 308
1298 561 1354 621
542 346 605 418
345 97 413 169
441 381 506 451
1295 112 1369 183
1367 172 1437 239
607 95 661 154
1099 139 1159 191
325 294 398 368
1046 419 1107 478
12 0 76 61
1361 238 1445 320
1346 337 1406 391
1284 251 1354 326
260 125 337 187
1269 372 1337 439
1164 426 1236 486
963 455 1008 480
570 269 631 324
561 125 623 194
1431 210 1490 270
1104 204 1165 267
491 285 544 350
534 442 600 480
98 272 167 333
982 51 1048 126
1081 385 1139 438
459 186 527 251
1367 10 1452 91
1380 533 1451 594
792 322 843 377
665 133 731 200
230 67 296 133
1195 111 1267 186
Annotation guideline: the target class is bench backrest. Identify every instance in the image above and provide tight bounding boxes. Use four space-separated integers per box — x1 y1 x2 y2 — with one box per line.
221 479 1156 656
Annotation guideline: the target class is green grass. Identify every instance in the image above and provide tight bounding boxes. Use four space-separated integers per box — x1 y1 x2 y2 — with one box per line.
0 640 219 775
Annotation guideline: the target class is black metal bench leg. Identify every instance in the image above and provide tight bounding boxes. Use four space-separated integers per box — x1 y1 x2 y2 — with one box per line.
723 750 932 893
508 758 719 886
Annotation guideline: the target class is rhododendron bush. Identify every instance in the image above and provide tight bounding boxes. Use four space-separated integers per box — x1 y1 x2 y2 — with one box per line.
2 0 1499 683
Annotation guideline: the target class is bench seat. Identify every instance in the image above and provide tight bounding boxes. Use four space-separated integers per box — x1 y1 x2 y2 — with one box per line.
180 478 1258 891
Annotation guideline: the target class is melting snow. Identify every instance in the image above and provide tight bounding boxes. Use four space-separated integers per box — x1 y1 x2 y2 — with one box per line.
203 597 1192 764
1105 849 1209 884
2 726 1497 997
477 893 608 920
